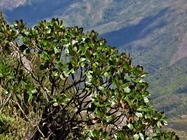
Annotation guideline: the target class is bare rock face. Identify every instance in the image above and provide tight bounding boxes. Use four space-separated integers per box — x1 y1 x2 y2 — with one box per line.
0 0 26 10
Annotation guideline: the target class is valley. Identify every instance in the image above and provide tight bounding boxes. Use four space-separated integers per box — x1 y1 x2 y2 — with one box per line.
1 0 187 137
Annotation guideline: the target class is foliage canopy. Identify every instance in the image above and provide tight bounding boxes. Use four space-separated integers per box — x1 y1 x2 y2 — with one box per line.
0 11 179 139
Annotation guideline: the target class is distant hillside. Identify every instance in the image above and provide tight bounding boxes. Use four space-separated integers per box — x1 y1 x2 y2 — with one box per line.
1 0 187 118
1 0 78 26
0 0 26 10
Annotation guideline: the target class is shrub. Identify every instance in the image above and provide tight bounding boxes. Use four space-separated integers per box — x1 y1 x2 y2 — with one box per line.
0 11 179 139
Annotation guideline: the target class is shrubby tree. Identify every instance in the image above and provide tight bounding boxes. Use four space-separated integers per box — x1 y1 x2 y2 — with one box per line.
0 11 179 139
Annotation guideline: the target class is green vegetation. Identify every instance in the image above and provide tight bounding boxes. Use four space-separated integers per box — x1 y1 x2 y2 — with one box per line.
0 11 179 139
2 0 187 136
147 57 187 117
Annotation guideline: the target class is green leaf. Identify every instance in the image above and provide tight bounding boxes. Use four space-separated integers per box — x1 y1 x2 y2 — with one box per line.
133 134 139 140
105 115 113 122
135 112 143 118
124 86 131 93
141 74 147 78
86 71 92 81
53 102 59 107
14 20 18 27
137 106 146 112
80 57 86 62
127 123 134 130
46 28 51 34
41 51 49 60
104 72 111 77
52 71 58 77
144 97 149 103
98 86 105 91
8 75 14 79
139 132 144 140
16 94 22 100
145 113 151 119
139 78 144 83
28 94 33 103
31 89 37 94
54 46 61 54
93 130 100 137
162 118 168 126
95 107 101 116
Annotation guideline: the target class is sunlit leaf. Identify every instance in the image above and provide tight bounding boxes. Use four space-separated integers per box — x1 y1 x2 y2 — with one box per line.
124 86 131 93
144 97 149 103
98 86 104 91
53 102 59 107
135 112 143 118
31 89 37 94
127 123 134 130
133 134 139 140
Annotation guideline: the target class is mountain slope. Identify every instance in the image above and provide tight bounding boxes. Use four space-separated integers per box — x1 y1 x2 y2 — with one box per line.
0 0 26 10
1 0 187 118
1 0 78 26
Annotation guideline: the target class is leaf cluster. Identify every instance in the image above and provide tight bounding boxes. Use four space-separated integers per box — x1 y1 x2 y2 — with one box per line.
0 11 179 139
